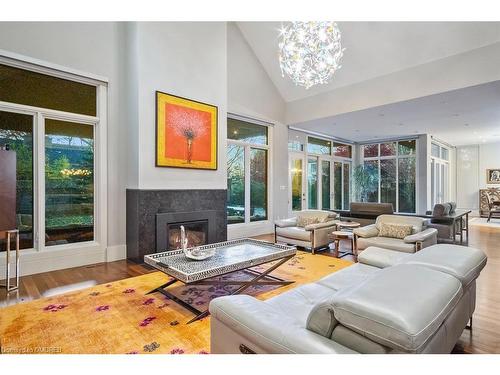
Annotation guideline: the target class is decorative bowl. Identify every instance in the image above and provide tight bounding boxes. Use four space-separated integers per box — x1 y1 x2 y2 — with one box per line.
183 247 216 261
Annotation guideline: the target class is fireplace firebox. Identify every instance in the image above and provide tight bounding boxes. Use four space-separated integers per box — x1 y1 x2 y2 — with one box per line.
166 220 208 251
156 210 217 252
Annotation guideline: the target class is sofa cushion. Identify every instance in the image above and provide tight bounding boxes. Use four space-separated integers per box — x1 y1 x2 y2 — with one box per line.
330 264 463 352
275 226 311 241
357 236 416 253
266 283 335 327
317 263 380 291
402 244 487 288
378 222 413 239
297 216 319 227
375 214 425 234
357 246 411 268
296 210 333 224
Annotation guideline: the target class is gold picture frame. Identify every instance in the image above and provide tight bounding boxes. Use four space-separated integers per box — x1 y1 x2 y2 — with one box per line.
486 169 500 184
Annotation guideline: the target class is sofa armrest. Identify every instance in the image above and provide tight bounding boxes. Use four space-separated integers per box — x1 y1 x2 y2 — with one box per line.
274 218 297 228
353 224 379 238
404 228 438 243
209 295 357 354
304 221 337 231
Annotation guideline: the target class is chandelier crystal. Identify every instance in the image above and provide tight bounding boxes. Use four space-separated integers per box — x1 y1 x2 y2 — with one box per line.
278 21 345 89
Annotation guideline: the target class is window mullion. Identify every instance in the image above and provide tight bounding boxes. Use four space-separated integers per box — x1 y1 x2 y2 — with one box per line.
35 112 45 251
244 145 251 223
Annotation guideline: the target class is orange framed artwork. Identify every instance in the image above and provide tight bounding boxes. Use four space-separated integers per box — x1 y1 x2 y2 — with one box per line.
156 91 218 170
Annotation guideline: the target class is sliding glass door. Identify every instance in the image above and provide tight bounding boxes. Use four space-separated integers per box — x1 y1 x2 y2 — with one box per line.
289 154 305 212
307 157 318 209
333 160 351 210
321 160 331 210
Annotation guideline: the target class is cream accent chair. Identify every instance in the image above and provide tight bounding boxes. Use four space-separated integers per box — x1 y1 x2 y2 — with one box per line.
353 214 437 254
274 210 339 254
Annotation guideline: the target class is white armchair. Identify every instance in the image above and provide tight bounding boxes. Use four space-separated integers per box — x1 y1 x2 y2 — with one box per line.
353 214 437 254
274 210 339 254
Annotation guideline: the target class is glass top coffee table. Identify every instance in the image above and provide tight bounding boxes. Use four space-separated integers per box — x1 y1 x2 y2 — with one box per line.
145 238 297 323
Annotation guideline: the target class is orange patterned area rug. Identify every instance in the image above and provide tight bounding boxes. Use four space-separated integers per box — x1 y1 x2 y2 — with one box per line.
0 252 352 354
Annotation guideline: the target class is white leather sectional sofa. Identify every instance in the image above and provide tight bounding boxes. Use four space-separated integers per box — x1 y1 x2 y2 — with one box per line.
209 244 487 354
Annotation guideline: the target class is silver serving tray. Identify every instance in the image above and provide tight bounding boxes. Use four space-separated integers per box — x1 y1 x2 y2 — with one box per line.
144 238 297 283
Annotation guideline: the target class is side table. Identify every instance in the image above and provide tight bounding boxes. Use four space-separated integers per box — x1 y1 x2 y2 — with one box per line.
330 230 356 259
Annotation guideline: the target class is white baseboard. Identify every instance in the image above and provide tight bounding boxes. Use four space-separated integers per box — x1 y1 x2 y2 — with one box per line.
106 244 127 262
0 243 127 280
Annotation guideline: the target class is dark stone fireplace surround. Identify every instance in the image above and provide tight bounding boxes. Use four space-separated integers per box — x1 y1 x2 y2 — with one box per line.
126 189 227 262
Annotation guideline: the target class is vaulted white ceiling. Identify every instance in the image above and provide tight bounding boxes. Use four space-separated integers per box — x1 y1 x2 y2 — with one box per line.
291 80 500 145
237 22 500 103
236 21 500 146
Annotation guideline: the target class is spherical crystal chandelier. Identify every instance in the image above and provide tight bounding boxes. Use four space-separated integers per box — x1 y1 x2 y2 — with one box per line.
278 21 345 89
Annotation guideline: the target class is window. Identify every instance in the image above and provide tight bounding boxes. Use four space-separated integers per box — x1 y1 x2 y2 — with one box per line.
332 142 352 158
430 142 450 206
307 136 331 155
228 117 267 145
250 148 267 222
0 61 104 253
289 132 352 213
45 119 94 245
321 160 331 210
0 64 96 116
227 144 245 224
307 158 318 209
227 117 269 224
360 140 417 213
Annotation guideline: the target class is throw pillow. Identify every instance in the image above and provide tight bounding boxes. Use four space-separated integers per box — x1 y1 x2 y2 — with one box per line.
297 216 319 227
378 222 413 239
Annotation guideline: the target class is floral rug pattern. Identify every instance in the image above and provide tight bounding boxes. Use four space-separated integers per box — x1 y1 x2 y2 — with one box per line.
0 251 352 354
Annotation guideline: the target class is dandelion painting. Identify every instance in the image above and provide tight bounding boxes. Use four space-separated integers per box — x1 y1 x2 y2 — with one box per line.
156 91 217 169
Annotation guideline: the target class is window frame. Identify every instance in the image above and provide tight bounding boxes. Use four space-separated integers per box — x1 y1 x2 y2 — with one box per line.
226 115 272 226
288 133 353 213
0 54 107 255
361 139 418 213
430 141 451 206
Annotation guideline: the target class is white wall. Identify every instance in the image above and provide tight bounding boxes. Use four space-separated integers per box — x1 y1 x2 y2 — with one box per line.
0 22 231 276
455 141 500 213
0 22 128 275
456 145 480 212
132 22 227 190
479 142 500 189
226 23 288 237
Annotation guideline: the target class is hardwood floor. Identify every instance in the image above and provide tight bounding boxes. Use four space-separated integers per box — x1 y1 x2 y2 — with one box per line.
1 225 498 353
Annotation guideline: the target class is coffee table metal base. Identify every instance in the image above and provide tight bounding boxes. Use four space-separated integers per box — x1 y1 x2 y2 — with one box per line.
146 255 295 324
